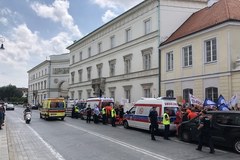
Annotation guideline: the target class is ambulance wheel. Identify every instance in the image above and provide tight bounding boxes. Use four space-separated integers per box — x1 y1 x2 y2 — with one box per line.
233 138 240 154
123 121 129 129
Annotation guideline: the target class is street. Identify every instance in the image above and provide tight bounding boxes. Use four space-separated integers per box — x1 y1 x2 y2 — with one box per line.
2 106 240 160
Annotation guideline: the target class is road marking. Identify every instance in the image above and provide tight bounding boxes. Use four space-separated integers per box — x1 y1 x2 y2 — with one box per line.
19 118 66 160
64 123 172 160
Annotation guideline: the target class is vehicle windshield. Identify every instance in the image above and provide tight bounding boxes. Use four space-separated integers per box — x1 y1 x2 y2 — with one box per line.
50 102 65 109
164 107 178 116
77 103 86 110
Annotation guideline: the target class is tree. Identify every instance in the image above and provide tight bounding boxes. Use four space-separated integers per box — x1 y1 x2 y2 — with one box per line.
0 84 23 102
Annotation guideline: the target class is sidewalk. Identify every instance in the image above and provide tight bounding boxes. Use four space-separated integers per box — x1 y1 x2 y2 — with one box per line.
0 123 9 160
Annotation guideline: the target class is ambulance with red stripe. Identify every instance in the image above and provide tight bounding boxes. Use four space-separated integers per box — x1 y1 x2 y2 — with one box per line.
123 97 178 132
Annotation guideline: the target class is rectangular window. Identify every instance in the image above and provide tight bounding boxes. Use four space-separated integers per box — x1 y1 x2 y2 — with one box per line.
110 36 115 48
71 72 75 84
78 91 82 100
87 67 91 81
79 51 82 61
109 59 116 77
72 55 75 64
88 47 91 58
98 42 102 54
143 54 151 70
125 89 131 102
183 45 192 67
96 64 102 78
78 69 82 82
144 19 151 35
71 91 74 99
205 38 217 63
87 90 91 98
144 89 151 98
110 90 115 99
125 59 131 74
126 28 131 42
166 51 173 71
183 88 193 103
205 87 218 103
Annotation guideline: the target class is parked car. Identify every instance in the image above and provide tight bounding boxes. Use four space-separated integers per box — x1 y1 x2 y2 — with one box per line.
6 104 15 110
178 111 240 154
31 105 39 110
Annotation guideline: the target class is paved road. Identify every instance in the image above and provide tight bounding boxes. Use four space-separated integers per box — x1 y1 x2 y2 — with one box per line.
2 106 240 160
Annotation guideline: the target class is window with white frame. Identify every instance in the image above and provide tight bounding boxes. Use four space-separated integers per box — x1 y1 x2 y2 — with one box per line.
166 51 173 71
124 54 132 74
78 69 82 82
141 83 152 98
87 89 91 98
166 90 174 97
98 42 102 54
183 88 193 103
183 45 192 67
78 90 82 100
71 71 75 84
205 87 218 103
72 55 75 64
87 67 91 81
142 47 152 70
79 51 82 61
109 87 116 99
123 85 132 103
205 38 217 63
96 63 103 78
71 91 74 99
126 28 131 42
144 19 151 35
88 47 91 58
110 36 115 48
109 59 116 77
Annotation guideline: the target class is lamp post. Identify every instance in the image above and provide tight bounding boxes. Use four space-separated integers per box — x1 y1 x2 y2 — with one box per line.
0 36 5 50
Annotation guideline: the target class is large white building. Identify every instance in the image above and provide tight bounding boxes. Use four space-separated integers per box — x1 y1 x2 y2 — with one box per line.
28 53 69 105
66 0 207 104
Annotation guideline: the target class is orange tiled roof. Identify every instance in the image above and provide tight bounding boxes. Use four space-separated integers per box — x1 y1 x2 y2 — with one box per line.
161 0 240 46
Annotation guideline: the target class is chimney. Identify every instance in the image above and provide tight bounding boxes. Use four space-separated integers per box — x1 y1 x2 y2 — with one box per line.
208 0 219 7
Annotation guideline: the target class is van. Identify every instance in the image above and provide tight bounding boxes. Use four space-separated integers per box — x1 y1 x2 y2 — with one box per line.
65 99 86 117
123 97 178 132
80 97 114 120
178 111 240 154
40 98 66 120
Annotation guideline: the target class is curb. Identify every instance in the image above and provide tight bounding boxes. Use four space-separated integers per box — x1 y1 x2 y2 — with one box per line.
0 123 9 160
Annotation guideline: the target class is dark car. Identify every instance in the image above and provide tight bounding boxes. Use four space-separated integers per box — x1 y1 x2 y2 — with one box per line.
31 105 39 110
178 111 240 154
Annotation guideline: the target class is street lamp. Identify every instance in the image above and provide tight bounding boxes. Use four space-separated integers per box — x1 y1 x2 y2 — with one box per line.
0 36 5 50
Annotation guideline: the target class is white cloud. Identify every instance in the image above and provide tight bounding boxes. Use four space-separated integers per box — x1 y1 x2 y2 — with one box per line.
102 10 118 23
31 0 82 38
0 23 73 87
0 17 8 25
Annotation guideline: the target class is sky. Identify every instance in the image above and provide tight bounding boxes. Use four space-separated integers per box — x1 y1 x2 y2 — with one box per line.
0 0 144 88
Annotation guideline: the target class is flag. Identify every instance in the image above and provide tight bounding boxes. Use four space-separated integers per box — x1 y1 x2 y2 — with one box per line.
217 95 229 110
229 95 238 108
203 98 216 108
189 93 203 106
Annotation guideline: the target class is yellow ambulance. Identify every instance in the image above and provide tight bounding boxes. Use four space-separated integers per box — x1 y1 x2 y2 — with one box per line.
40 98 66 120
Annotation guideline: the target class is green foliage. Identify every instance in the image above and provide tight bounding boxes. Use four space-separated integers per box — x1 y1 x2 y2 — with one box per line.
0 84 24 103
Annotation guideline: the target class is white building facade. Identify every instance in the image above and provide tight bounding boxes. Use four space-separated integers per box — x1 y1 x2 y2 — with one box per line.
28 53 70 105
67 0 207 104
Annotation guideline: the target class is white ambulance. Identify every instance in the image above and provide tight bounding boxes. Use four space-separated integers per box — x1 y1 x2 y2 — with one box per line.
123 97 179 132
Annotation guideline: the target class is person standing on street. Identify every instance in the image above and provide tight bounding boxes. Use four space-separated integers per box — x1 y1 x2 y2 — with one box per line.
101 107 106 124
163 108 170 140
111 107 116 127
196 110 215 154
148 107 158 140
86 105 92 123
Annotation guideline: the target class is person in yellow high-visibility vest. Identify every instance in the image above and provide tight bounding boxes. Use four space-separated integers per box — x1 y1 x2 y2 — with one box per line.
111 107 116 127
163 108 170 140
101 107 106 124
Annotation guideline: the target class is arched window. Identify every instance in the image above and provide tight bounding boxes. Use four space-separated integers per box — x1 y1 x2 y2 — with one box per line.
205 87 218 103
183 88 193 103
166 90 174 97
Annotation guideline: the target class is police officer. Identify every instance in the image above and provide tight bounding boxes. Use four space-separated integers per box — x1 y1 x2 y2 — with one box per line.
148 107 158 140
196 110 215 153
86 105 92 123
163 109 170 140
74 105 79 119
111 107 116 127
